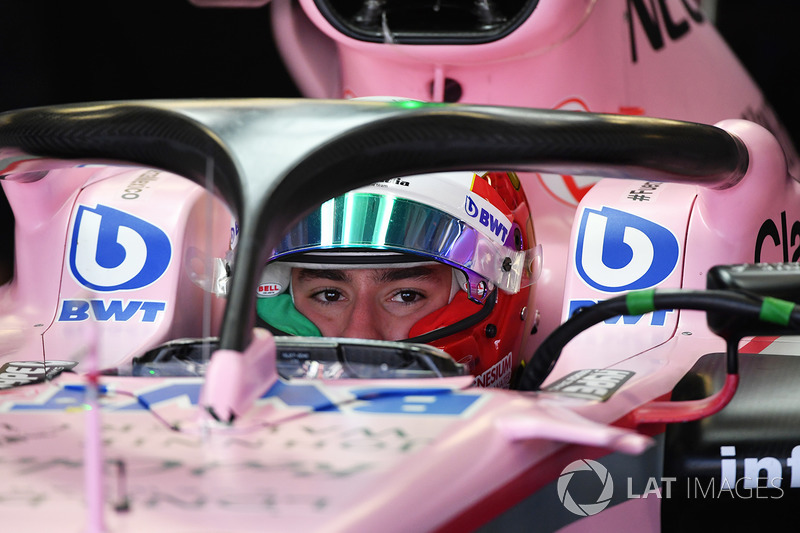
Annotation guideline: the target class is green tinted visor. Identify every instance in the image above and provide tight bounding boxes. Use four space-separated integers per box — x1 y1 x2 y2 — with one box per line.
270 192 541 300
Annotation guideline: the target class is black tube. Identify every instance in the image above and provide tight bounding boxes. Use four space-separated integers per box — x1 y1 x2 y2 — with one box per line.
516 290 793 391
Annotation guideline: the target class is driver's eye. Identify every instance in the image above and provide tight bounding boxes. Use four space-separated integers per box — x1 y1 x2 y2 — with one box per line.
320 289 342 302
394 290 422 303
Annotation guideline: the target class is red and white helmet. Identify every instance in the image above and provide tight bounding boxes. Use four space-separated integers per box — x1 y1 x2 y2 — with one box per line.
257 171 541 387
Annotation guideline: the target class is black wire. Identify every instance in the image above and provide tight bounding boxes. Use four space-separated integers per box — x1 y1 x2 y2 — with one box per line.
516 289 800 391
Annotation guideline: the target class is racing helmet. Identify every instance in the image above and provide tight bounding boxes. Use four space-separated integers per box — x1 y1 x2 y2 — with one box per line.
256 171 541 387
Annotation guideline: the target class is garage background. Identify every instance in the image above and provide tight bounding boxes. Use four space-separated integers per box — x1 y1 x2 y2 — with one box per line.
1 1 796 142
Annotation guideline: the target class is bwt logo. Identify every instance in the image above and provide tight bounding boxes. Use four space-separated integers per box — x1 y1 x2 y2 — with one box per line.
569 300 674 327
576 207 679 292
464 194 509 241
58 299 166 323
69 204 172 291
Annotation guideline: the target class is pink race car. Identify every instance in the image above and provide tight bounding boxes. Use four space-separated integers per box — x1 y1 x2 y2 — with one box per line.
1 0 799 531
0 96 797 533
261 0 800 353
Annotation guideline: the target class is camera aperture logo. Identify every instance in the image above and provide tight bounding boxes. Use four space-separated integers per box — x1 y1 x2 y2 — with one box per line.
557 459 614 516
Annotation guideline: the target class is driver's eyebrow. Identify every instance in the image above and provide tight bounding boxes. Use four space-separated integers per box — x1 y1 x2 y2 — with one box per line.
296 267 439 284
376 266 440 283
296 269 351 282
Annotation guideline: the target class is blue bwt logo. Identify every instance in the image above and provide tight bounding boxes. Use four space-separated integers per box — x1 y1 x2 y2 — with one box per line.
576 207 679 292
69 204 172 291
464 194 509 241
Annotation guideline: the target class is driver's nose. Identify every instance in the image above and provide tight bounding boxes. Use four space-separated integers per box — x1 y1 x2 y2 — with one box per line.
341 297 384 340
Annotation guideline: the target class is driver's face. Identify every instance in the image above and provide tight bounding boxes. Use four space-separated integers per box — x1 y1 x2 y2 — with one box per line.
291 264 452 340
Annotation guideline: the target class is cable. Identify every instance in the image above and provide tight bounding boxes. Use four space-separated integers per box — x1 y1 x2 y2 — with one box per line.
516 288 800 391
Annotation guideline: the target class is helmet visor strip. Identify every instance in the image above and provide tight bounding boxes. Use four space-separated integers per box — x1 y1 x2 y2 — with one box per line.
271 192 541 301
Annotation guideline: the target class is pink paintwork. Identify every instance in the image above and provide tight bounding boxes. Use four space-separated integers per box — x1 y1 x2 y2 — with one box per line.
1 0 799 531
201 327 277 422
549 119 790 382
269 0 800 354
0 110 791 532
0 156 233 370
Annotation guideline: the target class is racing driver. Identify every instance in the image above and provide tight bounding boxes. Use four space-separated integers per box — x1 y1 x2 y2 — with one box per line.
255 171 541 387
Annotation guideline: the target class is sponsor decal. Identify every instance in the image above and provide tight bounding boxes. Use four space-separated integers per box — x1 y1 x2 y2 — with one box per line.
0 361 78 390
755 211 800 262
351 386 481 415
9 380 480 416
257 283 282 297
120 169 159 199
575 207 679 292
626 181 663 202
372 177 410 187
544 369 634 401
473 352 512 388
718 445 800 492
230 218 240 250
58 299 166 323
627 0 704 63
69 204 172 291
464 193 509 242
568 299 674 326
629 444 798 499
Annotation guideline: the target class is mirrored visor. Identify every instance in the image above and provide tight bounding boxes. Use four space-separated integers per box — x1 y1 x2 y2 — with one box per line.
270 192 541 296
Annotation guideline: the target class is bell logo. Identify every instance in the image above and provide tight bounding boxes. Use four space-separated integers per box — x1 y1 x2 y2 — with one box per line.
69 204 172 291
575 207 679 292
257 283 282 297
